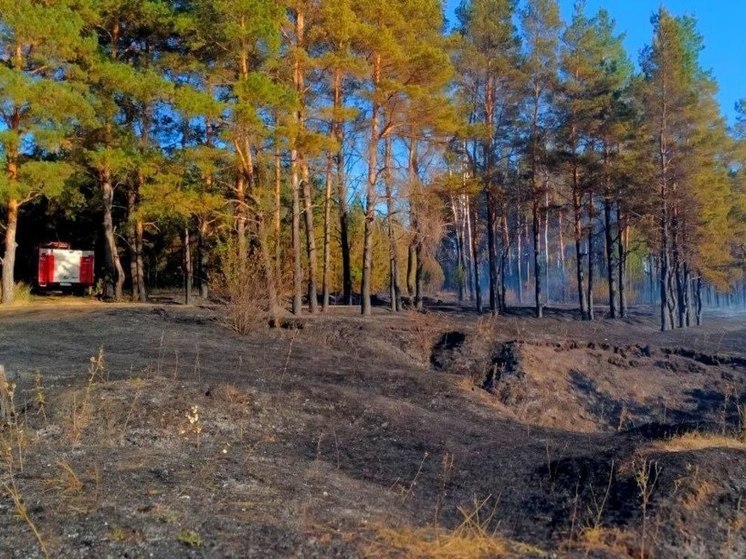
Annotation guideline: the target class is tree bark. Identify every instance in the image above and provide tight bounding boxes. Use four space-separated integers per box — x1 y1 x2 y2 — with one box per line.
415 236 424 311
290 151 303 314
573 183 588 320
451 195 464 303
517 216 523 305
532 199 543 318
183 226 192 305
361 53 381 316
486 190 499 315
558 208 566 303
290 12 305 315
384 135 401 311
587 187 595 321
530 79 543 319
301 161 319 313
1 111 20 305
197 217 209 299
274 140 282 281
543 190 549 302
408 141 424 311
617 202 627 318
464 195 475 301
255 211 281 322
127 175 147 302
500 213 509 311
322 155 333 311
332 68 352 306
603 143 617 318
135 220 146 301
1 198 19 305
407 242 416 298
240 135 280 319
484 75 499 316
102 165 125 300
235 173 248 264
470 197 482 313
127 191 139 302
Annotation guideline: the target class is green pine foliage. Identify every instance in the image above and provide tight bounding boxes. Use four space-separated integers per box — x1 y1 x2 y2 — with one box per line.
0 0 742 326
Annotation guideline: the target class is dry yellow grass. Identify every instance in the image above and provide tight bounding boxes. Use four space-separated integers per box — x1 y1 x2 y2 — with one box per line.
372 525 544 559
576 525 637 557
655 432 746 453
368 497 544 558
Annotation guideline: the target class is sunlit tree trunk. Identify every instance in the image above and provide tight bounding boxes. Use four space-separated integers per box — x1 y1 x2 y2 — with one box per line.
361 53 381 316
322 155 333 311
102 163 125 300
384 135 401 311
301 160 319 313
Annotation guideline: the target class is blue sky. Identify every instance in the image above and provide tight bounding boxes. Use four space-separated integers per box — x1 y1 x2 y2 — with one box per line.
444 0 746 123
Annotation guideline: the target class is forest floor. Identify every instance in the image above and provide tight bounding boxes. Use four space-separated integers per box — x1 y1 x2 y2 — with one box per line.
1 296 746 558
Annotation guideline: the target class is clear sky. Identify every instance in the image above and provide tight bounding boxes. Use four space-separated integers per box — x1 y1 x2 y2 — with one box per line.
444 0 746 123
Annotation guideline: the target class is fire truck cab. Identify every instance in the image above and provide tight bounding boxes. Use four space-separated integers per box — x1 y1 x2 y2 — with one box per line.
37 242 95 293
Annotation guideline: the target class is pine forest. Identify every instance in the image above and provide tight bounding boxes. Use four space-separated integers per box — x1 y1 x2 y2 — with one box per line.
1 0 745 331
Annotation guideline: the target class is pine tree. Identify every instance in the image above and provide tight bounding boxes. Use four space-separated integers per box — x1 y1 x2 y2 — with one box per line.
355 0 450 315
181 0 286 316
558 3 631 320
455 0 522 315
314 0 364 308
0 0 91 303
641 8 734 329
520 0 561 318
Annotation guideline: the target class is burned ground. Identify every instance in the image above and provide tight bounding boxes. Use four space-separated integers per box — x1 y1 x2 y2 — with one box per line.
0 300 745 558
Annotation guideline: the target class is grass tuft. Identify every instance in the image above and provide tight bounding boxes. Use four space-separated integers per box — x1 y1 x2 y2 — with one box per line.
656 432 746 452
370 497 544 558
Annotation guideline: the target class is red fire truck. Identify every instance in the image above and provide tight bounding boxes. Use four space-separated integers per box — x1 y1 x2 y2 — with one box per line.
37 242 95 293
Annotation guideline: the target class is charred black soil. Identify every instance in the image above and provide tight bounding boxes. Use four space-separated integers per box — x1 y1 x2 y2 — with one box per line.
0 301 745 558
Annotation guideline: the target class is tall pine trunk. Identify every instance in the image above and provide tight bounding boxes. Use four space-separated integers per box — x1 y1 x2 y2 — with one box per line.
274 140 282 282
464 196 475 301
532 199 542 318
470 196 483 313
586 187 595 321
408 141 424 311
530 83 543 319
361 53 381 316
197 217 209 299
573 193 587 319
322 155 333 311
486 190 498 314
183 226 192 305
451 196 465 303
484 77 499 315
617 202 627 318
301 161 319 313
127 174 147 302
332 69 352 305
517 217 523 304
603 143 617 318
1 101 21 303
102 165 125 300
290 10 305 315
255 211 280 321
500 213 509 311
127 191 139 301
1 198 19 305
385 135 401 311
407 242 416 298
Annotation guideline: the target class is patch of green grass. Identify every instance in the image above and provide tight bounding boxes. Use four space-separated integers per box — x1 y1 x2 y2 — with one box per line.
178 530 202 547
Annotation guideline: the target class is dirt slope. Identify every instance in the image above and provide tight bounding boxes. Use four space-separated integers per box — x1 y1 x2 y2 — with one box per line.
0 302 744 558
